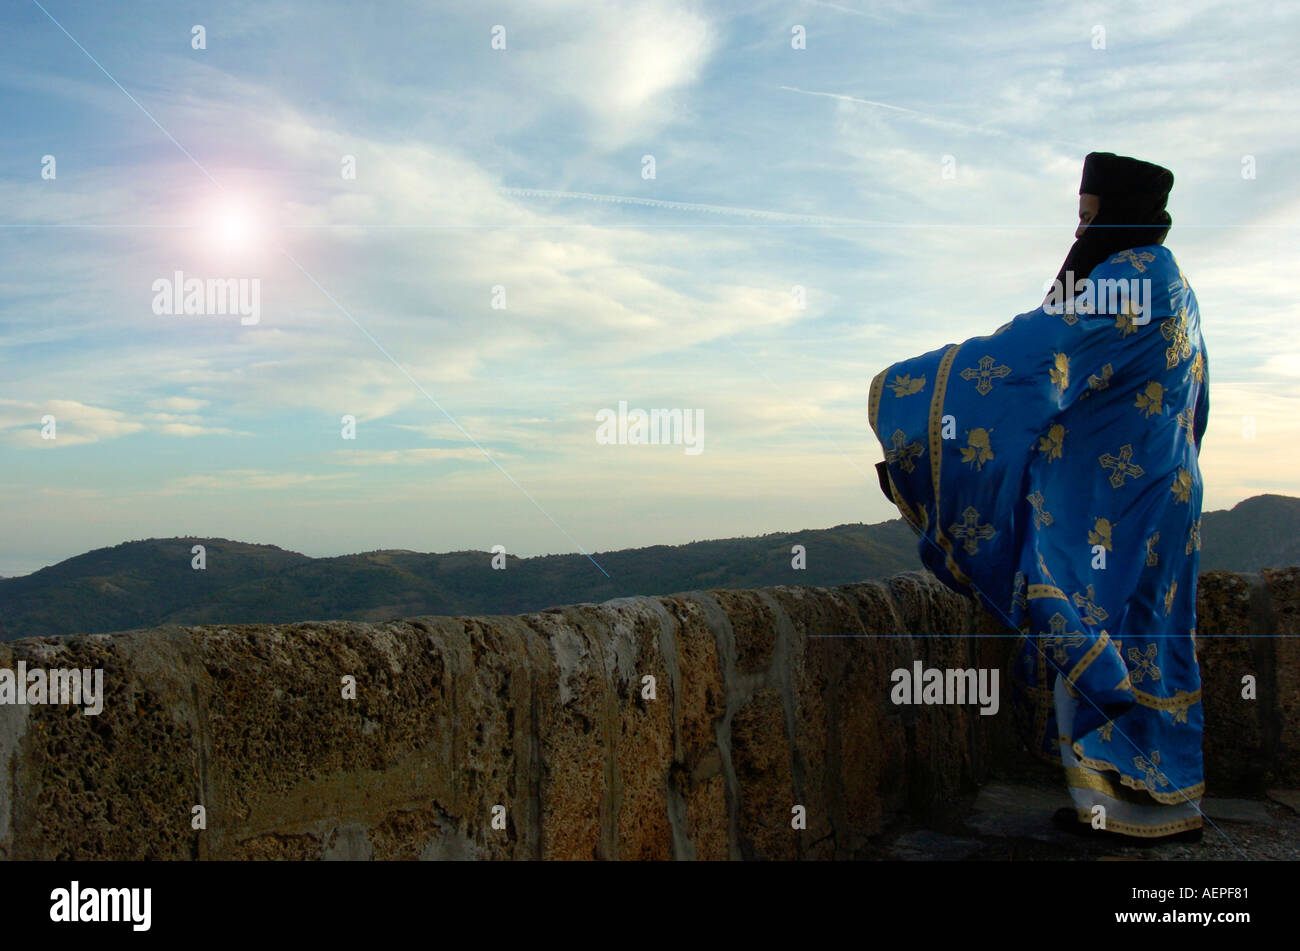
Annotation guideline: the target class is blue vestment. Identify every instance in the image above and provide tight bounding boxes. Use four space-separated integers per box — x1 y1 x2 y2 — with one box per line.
869 246 1208 825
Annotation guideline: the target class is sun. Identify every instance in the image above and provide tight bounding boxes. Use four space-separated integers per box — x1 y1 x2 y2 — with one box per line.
217 208 251 245
205 199 264 256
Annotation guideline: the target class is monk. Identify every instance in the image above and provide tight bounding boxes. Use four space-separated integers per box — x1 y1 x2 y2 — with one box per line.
870 153 1208 843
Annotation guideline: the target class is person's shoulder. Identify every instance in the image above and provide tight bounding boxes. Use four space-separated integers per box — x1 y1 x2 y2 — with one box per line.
1089 244 1177 282
1084 245 1184 323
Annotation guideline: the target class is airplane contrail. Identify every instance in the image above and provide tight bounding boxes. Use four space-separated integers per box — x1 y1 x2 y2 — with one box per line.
780 85 994 135
499 187 892 227
779 85 1094 151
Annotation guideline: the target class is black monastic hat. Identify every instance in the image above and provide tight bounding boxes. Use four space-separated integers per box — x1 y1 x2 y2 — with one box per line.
1079 152 1174 208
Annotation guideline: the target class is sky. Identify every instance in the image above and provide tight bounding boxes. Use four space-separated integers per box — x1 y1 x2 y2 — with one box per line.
1 0 1298 577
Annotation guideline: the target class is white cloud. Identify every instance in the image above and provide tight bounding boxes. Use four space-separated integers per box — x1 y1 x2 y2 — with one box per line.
149 396 210 413
516 1 716 148
154 422 245 438
0 399 145 447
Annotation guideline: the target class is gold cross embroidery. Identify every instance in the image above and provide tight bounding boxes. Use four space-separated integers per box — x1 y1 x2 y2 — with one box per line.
1111 249 1156 272
1027 491 1053 529
1146 532 1160 567
950 506 997 555
1186 518 1201 555
1127 643 1162 684
959 355 1012 395
1099 444 1144 488
1134 751 1170 789
1160 311 1193 370
885 429 924 473
1072 584 1110 626
1176 407 1196 446
1042 613 1086 664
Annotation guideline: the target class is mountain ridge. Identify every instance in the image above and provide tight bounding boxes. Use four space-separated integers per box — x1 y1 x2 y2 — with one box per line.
2 493 1296 640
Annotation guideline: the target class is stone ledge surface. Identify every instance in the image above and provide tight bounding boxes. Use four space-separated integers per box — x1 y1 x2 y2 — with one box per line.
0 567 1294 860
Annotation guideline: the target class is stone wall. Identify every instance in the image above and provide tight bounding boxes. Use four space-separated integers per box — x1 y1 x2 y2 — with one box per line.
0 568 1295 860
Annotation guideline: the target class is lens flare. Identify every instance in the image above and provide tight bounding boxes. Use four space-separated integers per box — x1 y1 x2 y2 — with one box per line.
205 200 263 256
217 209 249 244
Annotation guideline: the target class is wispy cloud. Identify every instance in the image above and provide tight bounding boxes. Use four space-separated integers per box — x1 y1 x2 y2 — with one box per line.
161 470 353 493
328 448 513 466
0 399 145 447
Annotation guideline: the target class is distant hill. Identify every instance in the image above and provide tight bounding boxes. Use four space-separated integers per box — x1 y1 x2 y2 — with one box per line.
0 540 310 641
0 522 919 640
2 493 1296 640
1199 493 1300 572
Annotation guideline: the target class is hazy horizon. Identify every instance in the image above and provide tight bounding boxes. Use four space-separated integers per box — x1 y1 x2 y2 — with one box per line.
1 488 1294 579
